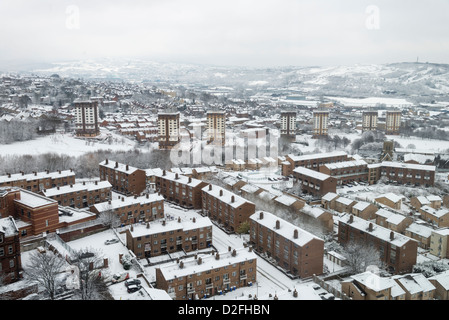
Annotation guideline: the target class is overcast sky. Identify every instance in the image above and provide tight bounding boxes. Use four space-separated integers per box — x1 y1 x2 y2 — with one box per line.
1 0 448 68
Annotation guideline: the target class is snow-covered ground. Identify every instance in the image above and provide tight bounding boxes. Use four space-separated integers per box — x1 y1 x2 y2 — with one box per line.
0 128 137 157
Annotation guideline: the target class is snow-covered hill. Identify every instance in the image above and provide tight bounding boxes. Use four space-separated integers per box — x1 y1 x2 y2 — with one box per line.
26 59 449 102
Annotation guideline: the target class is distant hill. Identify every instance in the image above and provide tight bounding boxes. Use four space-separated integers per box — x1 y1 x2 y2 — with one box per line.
21 58 449 103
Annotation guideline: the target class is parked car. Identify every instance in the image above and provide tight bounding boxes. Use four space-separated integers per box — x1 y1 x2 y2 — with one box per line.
125 278 141 287
105 239 119 245
111 272 129 284
127 284 142 293
320 293 335 300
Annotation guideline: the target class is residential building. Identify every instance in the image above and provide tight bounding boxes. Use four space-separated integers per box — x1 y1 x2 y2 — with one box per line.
375 193 403 210
362 111 378 132
206 111 226 145
0 169 76 193
312 109 329 137
338 215 418 274
154 171 208 209
385 110 401 135
0 216 22 284
341 271 406 300
392 273 435 300
292 166 337 197
91 193 165 226
429 270 449 300
249 211 324 278
321 192 339 210
351 201 378 220
155 247 257 300
201 184 255 232
125 215 213 258
418 206 449 228
74 100 100 137
99 159 147 196
282 151 348 176
158 112 180 149
40 181 112 209
375 209 413 233
368 162 436 186
334 197 357 214
429 228 449 258
280 111 296 137
404 222 433 249
319 160 368 185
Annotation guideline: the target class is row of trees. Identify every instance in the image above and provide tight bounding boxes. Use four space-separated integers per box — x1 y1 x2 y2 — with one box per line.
0 119 38 144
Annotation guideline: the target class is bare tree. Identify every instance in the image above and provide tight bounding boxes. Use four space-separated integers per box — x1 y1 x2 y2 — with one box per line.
97 204 121 229
24 250 67 300
69 248 109 300
342 240 383 275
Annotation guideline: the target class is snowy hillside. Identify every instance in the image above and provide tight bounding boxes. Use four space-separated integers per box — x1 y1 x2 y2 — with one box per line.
27 59 449 103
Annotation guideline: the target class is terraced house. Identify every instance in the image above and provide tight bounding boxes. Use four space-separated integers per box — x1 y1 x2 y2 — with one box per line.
249 211 324 278
201 184 255 232
155 247 257 300
126 215 213 258
0 169 76 193
99 159 147 196
154 171 208 209
91 193 164 225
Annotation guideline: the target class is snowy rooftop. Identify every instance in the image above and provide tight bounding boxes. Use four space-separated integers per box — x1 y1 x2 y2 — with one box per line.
336 197 355 206
99 160 141 174
0 216 19 237
428 270 449 290
380 161 436 172
127 215 213 238
349 271 406 297
375 193 403 204
202 184 253 208
352 201 372 211
393 273 435 294
324 159 367 170
301 205 327 218
42 181 112 197
157 247 257 281
405 222 433 238
322 192 339 201
342 214 417 247
15 189 57 208
154 171 205 188
293 166 331 181
0 169 75 184
274 194 299 207
250 211 323 247
93 194 164 212
419 205 449 218
288 151 347 162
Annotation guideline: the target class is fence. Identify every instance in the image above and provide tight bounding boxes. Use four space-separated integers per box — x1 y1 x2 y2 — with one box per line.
312 274 351 300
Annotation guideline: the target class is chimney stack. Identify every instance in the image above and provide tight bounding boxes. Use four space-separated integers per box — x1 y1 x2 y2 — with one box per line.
162 220 166 226
209 184 212 191
121 197 124 202
146 194 149 199
7 173 11 178
188 177 192 183
294 229 298 239
259 211 264 220
232 249 236 257
275 220 280 229
108 200 111 204
146 222 150 229
215 253 220 260
175 173 179 180
231 196 235 203
368 223 373 232
197 257 202 265
83 181 86 185
178 217 181 223
293 289 298 298
95 181 98 185
115 162 118 168
179 261 184 269
219 190 223 197
228 246 231 252
105 159 109 165
349 215 354 224
192 217 196 223
126 164 129 171
390 231 395 241
163 170 166 176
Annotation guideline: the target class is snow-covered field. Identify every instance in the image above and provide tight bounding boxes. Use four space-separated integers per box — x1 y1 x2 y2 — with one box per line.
0 129 137 157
